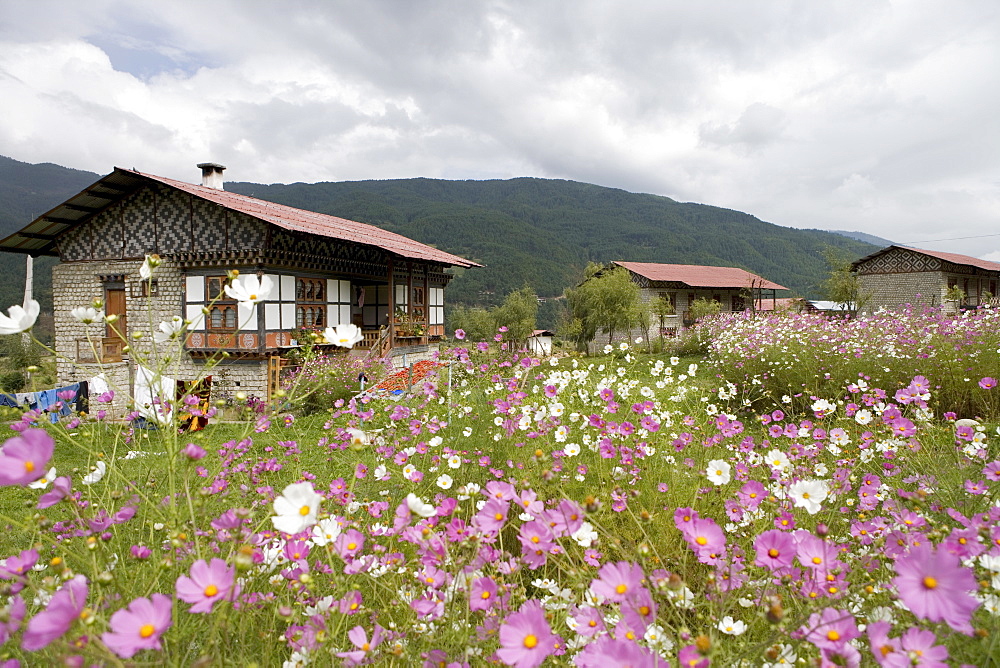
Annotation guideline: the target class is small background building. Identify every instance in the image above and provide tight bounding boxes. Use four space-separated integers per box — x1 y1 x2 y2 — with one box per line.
614 261 788 338
852 245 1000 313
526 329 554 356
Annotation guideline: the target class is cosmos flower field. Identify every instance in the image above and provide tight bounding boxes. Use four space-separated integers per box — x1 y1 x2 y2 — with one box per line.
0 305 998 666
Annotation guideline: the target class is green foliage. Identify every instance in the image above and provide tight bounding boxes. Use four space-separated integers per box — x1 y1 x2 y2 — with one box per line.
283 350 388 415
565 263 642 349
821 246 871 313
449 285 538 344
688 297 721 322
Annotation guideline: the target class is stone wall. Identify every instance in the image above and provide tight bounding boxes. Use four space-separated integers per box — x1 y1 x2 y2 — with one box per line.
857 271 946 314
52 259 267 417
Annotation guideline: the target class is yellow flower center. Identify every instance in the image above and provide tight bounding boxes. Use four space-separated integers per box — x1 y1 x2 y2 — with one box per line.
362 643 370 651
495 513 504 521
531 536 540 543
347 542 357 550
481 591 491 599
696 536 708 546
350 602 359 610
802 493 810 499
826 630 840 642
24 460 34 473
249 294 257 301
299 505 311 516
812 557 822 565
523 634 538 649
639 605 651 616
923 576 937 589
615 584 628 595
140 624 156 639
768 548 779 558
204 584 218 597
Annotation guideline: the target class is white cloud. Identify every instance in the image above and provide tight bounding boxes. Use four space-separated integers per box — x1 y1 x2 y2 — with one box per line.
0 0 999 259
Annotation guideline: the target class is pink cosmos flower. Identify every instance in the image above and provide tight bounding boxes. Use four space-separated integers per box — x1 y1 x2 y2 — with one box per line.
101 593 173 658
801 607 859 652
454 328 466 340
575 635 657 666
336 624 385 665
979 376 997 390
753 529 796 571
0 429 55 486
469 577 498 612
0 596 25 645
175 558 239 613
884 627 949 668
21 574 88 651
497 599 556 668
591 561 645 603
891 542 980 634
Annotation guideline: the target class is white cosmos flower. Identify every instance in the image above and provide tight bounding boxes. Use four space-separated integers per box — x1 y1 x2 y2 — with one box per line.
436 474 453 490
310 517 343 546
788 479 829 515
717 616 746 635
272 481 323 534
0 299 40 335
563 443 581 458
71 306 104 324
28 467 57 489
139 254 160 280
323 323 364 348
406 493 436 518
82 461 107 485
225 274 274 306
447 454 462 469
766 449 791 472
706 459 732 485
345 428 369 446
153 316 185 343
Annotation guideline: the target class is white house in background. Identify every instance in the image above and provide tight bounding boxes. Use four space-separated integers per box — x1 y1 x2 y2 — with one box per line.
527 329 554 356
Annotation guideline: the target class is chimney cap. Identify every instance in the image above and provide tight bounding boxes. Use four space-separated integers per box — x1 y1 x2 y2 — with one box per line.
197 162 226 170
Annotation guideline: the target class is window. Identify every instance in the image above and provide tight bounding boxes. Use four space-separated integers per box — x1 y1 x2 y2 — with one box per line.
295 278 327 329
732 295 745 311
206 276 236 332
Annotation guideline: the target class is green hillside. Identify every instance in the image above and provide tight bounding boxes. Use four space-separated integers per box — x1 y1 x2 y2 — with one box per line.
0 156 878 328
226 177 876 308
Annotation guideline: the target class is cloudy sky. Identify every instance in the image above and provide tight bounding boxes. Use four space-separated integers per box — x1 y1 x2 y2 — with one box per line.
2 1 999 258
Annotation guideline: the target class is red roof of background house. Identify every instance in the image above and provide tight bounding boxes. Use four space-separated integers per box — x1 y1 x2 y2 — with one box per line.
0 167 480 268
614 261 787 290
853 245 1000 273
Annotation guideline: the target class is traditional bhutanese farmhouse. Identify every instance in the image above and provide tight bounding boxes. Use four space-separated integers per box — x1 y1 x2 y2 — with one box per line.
0 164 478 407
851 245 1000 313
614 261 787 336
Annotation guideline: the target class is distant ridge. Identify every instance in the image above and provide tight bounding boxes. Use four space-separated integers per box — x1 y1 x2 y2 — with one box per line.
830 230 895 248
0 155 877 326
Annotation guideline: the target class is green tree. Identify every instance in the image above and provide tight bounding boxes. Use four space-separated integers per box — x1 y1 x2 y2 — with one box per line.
493 285 539 346
821 247 871 314
688 297 721 322
565 263 641 350
651 294 675 344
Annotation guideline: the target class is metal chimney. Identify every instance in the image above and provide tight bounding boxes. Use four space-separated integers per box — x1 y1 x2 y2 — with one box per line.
197 162 226 190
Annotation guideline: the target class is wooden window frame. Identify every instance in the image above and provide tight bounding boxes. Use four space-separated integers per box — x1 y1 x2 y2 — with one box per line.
205 276 237 332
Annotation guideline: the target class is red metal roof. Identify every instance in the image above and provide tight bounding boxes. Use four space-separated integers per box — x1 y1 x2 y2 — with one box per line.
853 245 1000 273
614 261 787 290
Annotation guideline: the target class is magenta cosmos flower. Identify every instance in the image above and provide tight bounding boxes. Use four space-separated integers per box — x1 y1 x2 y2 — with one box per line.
753 529 796 571
21 575 88 651
0 428 54 486
891 542 980 635
497 599 556 668
591 561 646 604
101 593 172 658
175 558 239 613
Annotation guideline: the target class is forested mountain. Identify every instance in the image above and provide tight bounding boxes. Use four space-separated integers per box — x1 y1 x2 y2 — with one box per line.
0 155 878 326
225 177 876 310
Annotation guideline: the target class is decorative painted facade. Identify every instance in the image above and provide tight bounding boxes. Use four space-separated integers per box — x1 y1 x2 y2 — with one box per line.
1 165 477 408
852 246 1000 314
